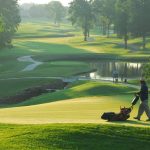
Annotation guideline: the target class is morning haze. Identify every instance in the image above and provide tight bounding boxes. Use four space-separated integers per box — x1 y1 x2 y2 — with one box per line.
0 0 150 149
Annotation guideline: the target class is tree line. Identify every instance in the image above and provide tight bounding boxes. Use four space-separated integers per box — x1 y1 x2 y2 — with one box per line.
69 0 150 49
1 0 150 49
0 0 68 47
20 1 68 25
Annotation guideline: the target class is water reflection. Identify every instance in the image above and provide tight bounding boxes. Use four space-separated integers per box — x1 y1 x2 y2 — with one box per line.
89 61 143 81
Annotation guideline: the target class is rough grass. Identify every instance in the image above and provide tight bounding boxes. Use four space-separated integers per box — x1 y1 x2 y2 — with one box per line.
0 78 58 97
0 124 150 150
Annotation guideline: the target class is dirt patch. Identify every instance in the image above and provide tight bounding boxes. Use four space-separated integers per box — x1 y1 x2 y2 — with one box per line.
0 80 68 105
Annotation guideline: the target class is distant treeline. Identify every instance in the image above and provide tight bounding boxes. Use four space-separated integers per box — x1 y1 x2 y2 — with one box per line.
20 1 68 24
69 0 150 49
1 0 150 49
0 0 68 47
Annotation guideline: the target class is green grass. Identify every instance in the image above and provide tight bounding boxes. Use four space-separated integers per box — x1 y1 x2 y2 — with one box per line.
1 81 149 126
0 79 60 98
18 81 135 106
0 22 92 95
15 22 77 38
0 21 150 149
0 124 150 150
68 36 150 60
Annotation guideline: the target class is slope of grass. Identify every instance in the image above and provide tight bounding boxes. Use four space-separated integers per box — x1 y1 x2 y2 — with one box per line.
0 78 59 98
18 81 135 106
0 124 150 150
68 36 150 59
0 81 149 126
15 22 78 38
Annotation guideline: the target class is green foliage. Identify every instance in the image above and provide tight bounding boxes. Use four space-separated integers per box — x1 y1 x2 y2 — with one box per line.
129 0 150 49
143 63 150 79
0 0 21 47
93 0 116 37
28 4 48 18
0 16 4 32
47 1 66 24
115 0 130 49
69 0 95 41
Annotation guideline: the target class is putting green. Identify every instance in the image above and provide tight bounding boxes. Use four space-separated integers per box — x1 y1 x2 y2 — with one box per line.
0 82 149 127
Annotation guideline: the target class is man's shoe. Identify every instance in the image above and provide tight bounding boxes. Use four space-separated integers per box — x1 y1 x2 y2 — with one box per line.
134 117 140 121
146 118 150 121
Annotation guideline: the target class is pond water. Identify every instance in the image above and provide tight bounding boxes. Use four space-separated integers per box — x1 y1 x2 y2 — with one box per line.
86 61 145 81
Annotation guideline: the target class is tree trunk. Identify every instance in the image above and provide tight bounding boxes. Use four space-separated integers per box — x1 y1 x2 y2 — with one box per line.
87 30 90 37
84 29 87 41
142 34 146 50
84 34 87 41
107 23 110 38
102 23 106 35
124 34 128 49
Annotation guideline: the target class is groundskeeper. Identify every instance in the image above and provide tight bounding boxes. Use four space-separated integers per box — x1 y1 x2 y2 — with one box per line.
134 80 150 121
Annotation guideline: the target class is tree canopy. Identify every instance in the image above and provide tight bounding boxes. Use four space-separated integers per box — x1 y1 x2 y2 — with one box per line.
69 0 150 49
47 1 67 25
0 0 21 47
69 0 95 41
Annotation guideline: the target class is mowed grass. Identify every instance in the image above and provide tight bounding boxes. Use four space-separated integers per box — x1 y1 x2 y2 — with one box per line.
1 22 149 80
0 21 150 150
14 21 150 60
68 36 150 59
0 124 150 150
0 81 149 127
0 23 91 95
15 21 78 38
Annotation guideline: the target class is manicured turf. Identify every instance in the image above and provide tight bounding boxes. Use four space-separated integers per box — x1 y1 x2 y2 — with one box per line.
0 21 150 150
0 22 91 95
0 124 150 150
0 81 149 127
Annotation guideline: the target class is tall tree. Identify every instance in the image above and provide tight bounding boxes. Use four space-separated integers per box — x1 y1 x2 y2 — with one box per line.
129 0 150 49
47 1 66 25
69 0 95 41
29 4 48 18
0 17 4 32
115 0 130 49
93 0 116 37
0 0 21 47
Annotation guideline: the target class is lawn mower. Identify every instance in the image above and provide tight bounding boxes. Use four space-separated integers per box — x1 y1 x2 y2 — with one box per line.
101 95 139 121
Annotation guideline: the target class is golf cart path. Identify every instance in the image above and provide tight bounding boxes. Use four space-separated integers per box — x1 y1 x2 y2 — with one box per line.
17 56 43 71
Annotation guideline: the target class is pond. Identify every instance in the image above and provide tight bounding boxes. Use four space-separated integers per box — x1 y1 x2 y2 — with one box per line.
84 61 145 81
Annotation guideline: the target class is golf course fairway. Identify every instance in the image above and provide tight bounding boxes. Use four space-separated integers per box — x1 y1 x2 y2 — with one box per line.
0 81 149 127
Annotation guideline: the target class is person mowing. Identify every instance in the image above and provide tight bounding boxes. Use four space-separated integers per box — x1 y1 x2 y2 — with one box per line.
134 79 150 121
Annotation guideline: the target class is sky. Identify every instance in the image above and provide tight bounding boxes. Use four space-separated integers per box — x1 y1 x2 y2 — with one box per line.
18 0 72 6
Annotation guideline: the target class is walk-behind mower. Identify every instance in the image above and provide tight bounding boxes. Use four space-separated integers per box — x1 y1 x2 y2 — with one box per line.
101 95 139 121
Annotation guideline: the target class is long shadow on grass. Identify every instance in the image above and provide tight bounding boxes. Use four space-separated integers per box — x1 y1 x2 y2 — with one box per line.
10 82 135 108
16 41 87 54
111 120 150 126
15 41 121 61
